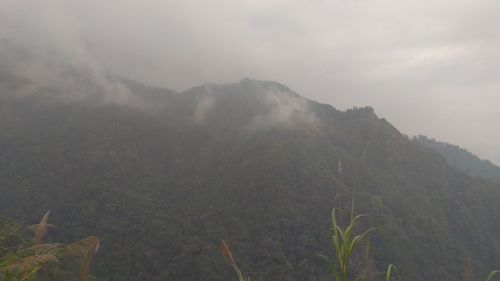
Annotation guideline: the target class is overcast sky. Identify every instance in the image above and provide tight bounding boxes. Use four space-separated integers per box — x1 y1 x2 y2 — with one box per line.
1 0 500 164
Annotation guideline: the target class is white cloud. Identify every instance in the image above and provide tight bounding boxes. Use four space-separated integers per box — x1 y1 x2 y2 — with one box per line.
1 0 499 163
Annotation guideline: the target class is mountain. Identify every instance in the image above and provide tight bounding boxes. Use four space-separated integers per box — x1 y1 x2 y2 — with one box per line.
415 135 500 184
0 78 499 281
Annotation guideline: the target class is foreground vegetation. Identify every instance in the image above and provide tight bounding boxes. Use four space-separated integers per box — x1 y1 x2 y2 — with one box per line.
1 204 498 281
222 200 499 281
0 212 99 281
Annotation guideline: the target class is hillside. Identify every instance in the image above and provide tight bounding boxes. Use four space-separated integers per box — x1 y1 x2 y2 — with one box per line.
0 78 499 281
415 135 500 184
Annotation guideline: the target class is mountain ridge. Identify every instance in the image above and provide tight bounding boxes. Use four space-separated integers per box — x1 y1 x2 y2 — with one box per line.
0 78 499 281
415 135 500 183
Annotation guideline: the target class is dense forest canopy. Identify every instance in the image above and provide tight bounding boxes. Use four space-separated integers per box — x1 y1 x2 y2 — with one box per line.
415 135 500 184
0 78 499 281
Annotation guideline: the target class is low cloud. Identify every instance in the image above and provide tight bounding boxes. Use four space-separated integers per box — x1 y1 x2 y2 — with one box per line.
193 94 217 124
1 0 499 163
0 0 133 105
248 89 318 131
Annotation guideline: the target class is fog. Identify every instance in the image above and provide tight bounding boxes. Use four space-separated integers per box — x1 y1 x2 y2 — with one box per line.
1 0 499 164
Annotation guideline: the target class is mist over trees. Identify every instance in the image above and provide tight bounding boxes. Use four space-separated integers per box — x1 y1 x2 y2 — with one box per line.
415 135 500 183
0 79 499 281
2 1 500 281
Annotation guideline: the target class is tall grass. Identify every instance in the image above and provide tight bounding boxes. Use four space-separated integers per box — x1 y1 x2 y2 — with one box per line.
326 193 399 281
220 195 394 281
383 264 397 281
330 206 374 281
221 240 252 281
0 212 99 281
486 271 499 281
220 193 498 281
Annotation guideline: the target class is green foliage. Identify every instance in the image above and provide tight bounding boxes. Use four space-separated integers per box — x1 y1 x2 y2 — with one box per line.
384 264 397 281
329 207 373 281
415 135 500 183
0 79 499 280
486 271 500 281
0 213 99 281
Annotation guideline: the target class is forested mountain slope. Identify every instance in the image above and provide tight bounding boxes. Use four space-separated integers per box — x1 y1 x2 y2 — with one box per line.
415 135 500 184
0 78 499 281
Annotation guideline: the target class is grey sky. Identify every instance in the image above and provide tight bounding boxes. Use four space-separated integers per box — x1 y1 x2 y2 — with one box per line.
1 0 500 164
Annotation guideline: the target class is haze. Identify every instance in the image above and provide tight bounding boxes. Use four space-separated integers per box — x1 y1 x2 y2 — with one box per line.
1 0 499 164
